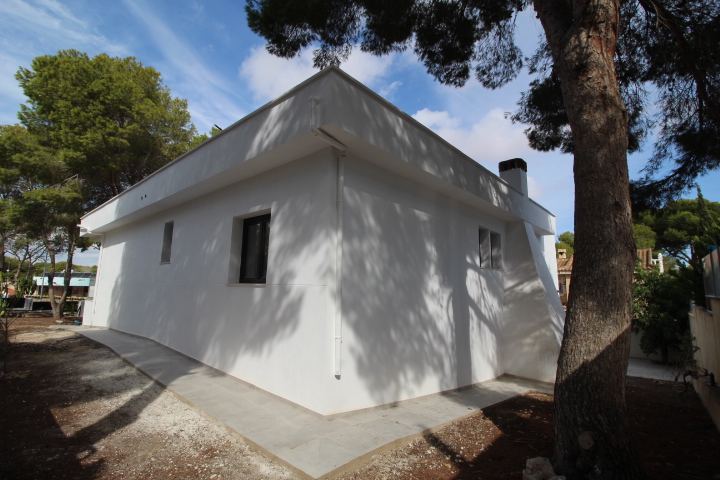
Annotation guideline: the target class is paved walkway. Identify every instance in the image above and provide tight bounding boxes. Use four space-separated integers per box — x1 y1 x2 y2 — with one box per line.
627 356 677 381
59 326 672 479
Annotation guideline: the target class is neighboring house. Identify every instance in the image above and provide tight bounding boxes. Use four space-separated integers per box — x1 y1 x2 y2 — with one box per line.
79 68 565 416
557 249 573 306
33 272 96 298
557 248 664 308
556 247 665 359
637 248 665 273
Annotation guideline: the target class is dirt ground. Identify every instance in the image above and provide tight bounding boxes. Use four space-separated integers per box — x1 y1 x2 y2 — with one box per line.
2 318 720 480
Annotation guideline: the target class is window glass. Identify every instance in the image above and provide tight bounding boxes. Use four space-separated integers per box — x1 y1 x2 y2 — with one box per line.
240 214 271 283
161 221 174 263
479 227 502 270
490 232 502 269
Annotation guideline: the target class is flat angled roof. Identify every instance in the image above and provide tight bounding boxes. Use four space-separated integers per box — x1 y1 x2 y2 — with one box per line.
81 67 555 236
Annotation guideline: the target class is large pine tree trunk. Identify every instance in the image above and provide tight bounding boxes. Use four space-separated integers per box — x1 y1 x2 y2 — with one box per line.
534 0 644 478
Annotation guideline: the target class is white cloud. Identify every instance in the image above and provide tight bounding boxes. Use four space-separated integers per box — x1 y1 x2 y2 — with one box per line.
527 175 543 199
412 107 533 167
0 0 129 123
379 80 402 100
239 45 400 104
413 108 461 130
122 0 247 130
0 0 124 54
238 46 316 103
0 51 27 123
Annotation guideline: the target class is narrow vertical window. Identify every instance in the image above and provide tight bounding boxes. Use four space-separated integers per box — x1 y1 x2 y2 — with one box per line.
490 232 502 269
479 228 502 269
161 221 174 264
479 228 491 269
239 213 271 283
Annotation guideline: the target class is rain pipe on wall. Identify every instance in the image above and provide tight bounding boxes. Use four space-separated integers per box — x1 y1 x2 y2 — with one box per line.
309 96 347 377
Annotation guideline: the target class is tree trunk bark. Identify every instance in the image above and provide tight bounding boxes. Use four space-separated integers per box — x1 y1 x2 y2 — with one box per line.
533 0 645 478
42 234 63 320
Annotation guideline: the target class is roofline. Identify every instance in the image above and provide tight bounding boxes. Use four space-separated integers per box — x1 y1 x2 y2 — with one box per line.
82 67 548 221
81 67 344 221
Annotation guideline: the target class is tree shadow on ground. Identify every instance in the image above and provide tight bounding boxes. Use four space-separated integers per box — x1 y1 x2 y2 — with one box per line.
0 326 166 479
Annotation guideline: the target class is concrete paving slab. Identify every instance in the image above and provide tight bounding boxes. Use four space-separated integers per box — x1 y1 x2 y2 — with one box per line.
60 326 562 479
627 357 677 381
277 437 358 479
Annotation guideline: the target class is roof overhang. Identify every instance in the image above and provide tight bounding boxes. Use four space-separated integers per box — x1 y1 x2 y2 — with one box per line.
81 67 556 237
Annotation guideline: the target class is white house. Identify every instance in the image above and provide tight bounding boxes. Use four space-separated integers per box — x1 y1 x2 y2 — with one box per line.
79 67 565 416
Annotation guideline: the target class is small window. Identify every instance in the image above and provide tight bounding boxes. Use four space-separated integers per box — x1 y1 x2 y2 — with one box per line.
479 228 491 269
161 221 174 263
239 213 271 283
479 228 502 270
490 232 502 269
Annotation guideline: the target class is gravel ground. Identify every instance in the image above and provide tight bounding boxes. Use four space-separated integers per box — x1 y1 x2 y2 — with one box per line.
1 321 301 480
3 318 720 480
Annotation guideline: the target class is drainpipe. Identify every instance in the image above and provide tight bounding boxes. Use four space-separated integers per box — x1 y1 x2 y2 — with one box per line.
309 96 346 377
334 155 345 377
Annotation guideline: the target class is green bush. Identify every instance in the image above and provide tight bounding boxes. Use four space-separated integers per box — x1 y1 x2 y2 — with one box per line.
632 263 694 364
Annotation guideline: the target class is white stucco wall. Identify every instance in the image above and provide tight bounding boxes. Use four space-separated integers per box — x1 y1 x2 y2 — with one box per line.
82 68 565 415
325 156 507 413
89 151 338 413
501 221 565 382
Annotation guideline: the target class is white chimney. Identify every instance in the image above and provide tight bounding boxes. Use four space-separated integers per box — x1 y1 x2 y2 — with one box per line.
499 158 528 196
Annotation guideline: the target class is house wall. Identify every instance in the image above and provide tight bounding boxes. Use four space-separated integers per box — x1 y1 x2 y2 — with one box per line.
327 156 508 413
89 151 338 413
500 221 564 382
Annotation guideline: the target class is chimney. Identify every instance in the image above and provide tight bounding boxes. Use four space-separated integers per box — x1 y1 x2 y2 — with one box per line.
558 249 567 259
499 158 528 196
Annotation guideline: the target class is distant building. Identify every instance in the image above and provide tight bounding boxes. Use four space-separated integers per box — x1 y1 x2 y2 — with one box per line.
33 272 96 298
557 249 573 307
557 248 664 308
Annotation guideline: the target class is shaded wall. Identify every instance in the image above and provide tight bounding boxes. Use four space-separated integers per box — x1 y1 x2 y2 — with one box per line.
90 151 337 413
332 156 506 412
501 221 564 382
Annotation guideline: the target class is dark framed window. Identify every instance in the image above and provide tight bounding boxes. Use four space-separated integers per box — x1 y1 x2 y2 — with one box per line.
479 227 502 270
239 213 271 283
161 221 174 263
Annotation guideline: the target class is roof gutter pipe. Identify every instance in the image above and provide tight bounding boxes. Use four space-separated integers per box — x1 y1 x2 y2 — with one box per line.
310 96 345 378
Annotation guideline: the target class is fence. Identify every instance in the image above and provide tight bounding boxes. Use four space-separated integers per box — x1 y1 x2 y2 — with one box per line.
690 248 720 431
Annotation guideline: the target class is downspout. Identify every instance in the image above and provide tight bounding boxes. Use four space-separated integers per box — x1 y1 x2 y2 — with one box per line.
309 96 347 377
334 155 345 377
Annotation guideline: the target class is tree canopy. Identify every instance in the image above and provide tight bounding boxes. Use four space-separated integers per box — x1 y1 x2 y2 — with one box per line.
247 0 720 207
2 50 201 318
15 50 199 208
632 263 693 363
246 0 719 477
635 190 720 265
555 230 574 256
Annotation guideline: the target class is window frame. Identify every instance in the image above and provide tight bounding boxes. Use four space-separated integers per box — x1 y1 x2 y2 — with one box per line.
479 227 502 270
239 213 271 284
160 221 174 264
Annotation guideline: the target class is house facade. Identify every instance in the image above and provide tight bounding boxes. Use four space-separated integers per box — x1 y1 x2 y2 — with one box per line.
80 68 565 415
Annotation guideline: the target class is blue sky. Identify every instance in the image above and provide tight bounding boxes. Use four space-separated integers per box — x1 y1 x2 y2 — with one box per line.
1 0 718 266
